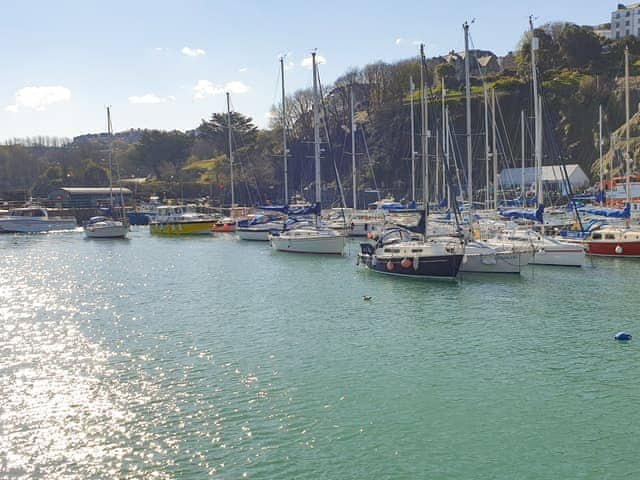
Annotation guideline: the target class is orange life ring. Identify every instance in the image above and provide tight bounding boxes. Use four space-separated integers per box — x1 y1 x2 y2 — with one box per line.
400 258 412 268
386 261 394 271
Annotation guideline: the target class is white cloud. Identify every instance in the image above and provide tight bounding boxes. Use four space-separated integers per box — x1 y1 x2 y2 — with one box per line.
154 47 167 52
301 54 327 69
226 81 250 94
182 46 206 57
395 37 404 45
128 93 174 104
5 85 71 112
192 80 250 99
238 67 248 72
193 80 224 99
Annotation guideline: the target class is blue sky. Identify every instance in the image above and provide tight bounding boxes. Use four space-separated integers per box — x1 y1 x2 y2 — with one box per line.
0 0 611 140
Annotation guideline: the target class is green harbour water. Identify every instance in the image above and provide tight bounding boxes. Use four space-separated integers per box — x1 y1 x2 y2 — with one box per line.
2 228 640 479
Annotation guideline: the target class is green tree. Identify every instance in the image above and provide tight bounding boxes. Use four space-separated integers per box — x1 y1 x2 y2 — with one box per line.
131 130 193 177
435 62 457 89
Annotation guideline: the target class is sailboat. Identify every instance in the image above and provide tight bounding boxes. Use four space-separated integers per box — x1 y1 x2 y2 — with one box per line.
585 46 640 257
237 57 288 241
84 107 129 239
269 51 346 254
357 209 464 279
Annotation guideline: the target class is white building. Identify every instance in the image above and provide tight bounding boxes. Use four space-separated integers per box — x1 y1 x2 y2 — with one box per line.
499 165 590 195
611 3 640 40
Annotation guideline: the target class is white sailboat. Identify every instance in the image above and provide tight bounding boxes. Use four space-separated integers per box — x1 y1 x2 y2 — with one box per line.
238 57 288 241
85 107 128 239
270 51 346 255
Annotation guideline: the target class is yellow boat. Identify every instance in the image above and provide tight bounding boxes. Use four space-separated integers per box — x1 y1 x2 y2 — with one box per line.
149 206 217 235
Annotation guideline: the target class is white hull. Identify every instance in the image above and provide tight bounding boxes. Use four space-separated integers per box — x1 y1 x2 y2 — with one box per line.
461 251 529 273
530 246 584 266
485 231 585 267
0 218 77 233
270 233 345 254
84 223 128 238
237 228 271 241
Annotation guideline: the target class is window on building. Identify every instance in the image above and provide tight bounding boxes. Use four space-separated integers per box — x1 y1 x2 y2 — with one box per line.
626 20 630 26
627 29 630 36
616 22 620 28
617 31 621 39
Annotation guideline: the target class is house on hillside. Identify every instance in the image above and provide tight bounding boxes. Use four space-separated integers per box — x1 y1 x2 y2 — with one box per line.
443 49 500 81
498 52 517 73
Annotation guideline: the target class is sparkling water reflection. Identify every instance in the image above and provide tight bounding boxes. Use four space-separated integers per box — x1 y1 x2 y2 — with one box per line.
1 230 640 478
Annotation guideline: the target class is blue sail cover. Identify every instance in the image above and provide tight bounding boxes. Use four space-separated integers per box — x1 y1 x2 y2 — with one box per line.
498 204 544 223
286 203 322 216
256 205 288 213
499 196 537 208
578 203 630 219
256 203 321 216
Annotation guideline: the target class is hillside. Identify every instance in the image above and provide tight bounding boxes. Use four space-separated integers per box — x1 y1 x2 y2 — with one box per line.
2 22 639 205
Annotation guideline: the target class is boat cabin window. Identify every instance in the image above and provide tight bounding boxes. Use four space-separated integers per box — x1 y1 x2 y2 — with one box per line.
591 233 602 240
605 234 615 240
379 229 412 246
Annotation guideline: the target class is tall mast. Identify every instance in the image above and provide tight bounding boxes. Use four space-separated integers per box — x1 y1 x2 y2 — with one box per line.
280 56 288 205
599 104 603 206
492 88 498 210
530 16 542 206
420 43 429 206
463 21 473 205
312 51 321 205
521 109 526 200
483 85 490 209
441 77 446 205
350 85 357 209
107 106 114 209
410 76 416 202
538 94 543 206
226 92 235 207
625 46 631 212
435 130 440 203
445 106 451 209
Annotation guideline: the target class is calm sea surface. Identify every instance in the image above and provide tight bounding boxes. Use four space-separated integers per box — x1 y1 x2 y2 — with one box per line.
2 228 640 479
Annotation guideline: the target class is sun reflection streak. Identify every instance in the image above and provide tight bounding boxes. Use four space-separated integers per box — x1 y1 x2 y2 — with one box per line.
0 252 171 479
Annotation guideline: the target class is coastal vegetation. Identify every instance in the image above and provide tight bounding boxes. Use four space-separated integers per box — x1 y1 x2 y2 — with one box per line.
2 22 639 205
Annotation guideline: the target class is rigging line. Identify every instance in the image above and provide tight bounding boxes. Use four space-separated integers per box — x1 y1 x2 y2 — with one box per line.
317 66 347 209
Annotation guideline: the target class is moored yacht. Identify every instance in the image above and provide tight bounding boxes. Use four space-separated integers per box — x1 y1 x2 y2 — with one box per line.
485 229 584 267
459 239 530 274
149 205 217 235
270 224 346 254
84 107 129 239
237 214 283 241
84 216 128 238
584 226 640 257
0 207 77 233
269 52 346 255
358 226 463 279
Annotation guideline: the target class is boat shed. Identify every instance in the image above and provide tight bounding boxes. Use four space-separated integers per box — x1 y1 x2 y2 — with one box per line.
499 164 589 195
48 187 133 208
